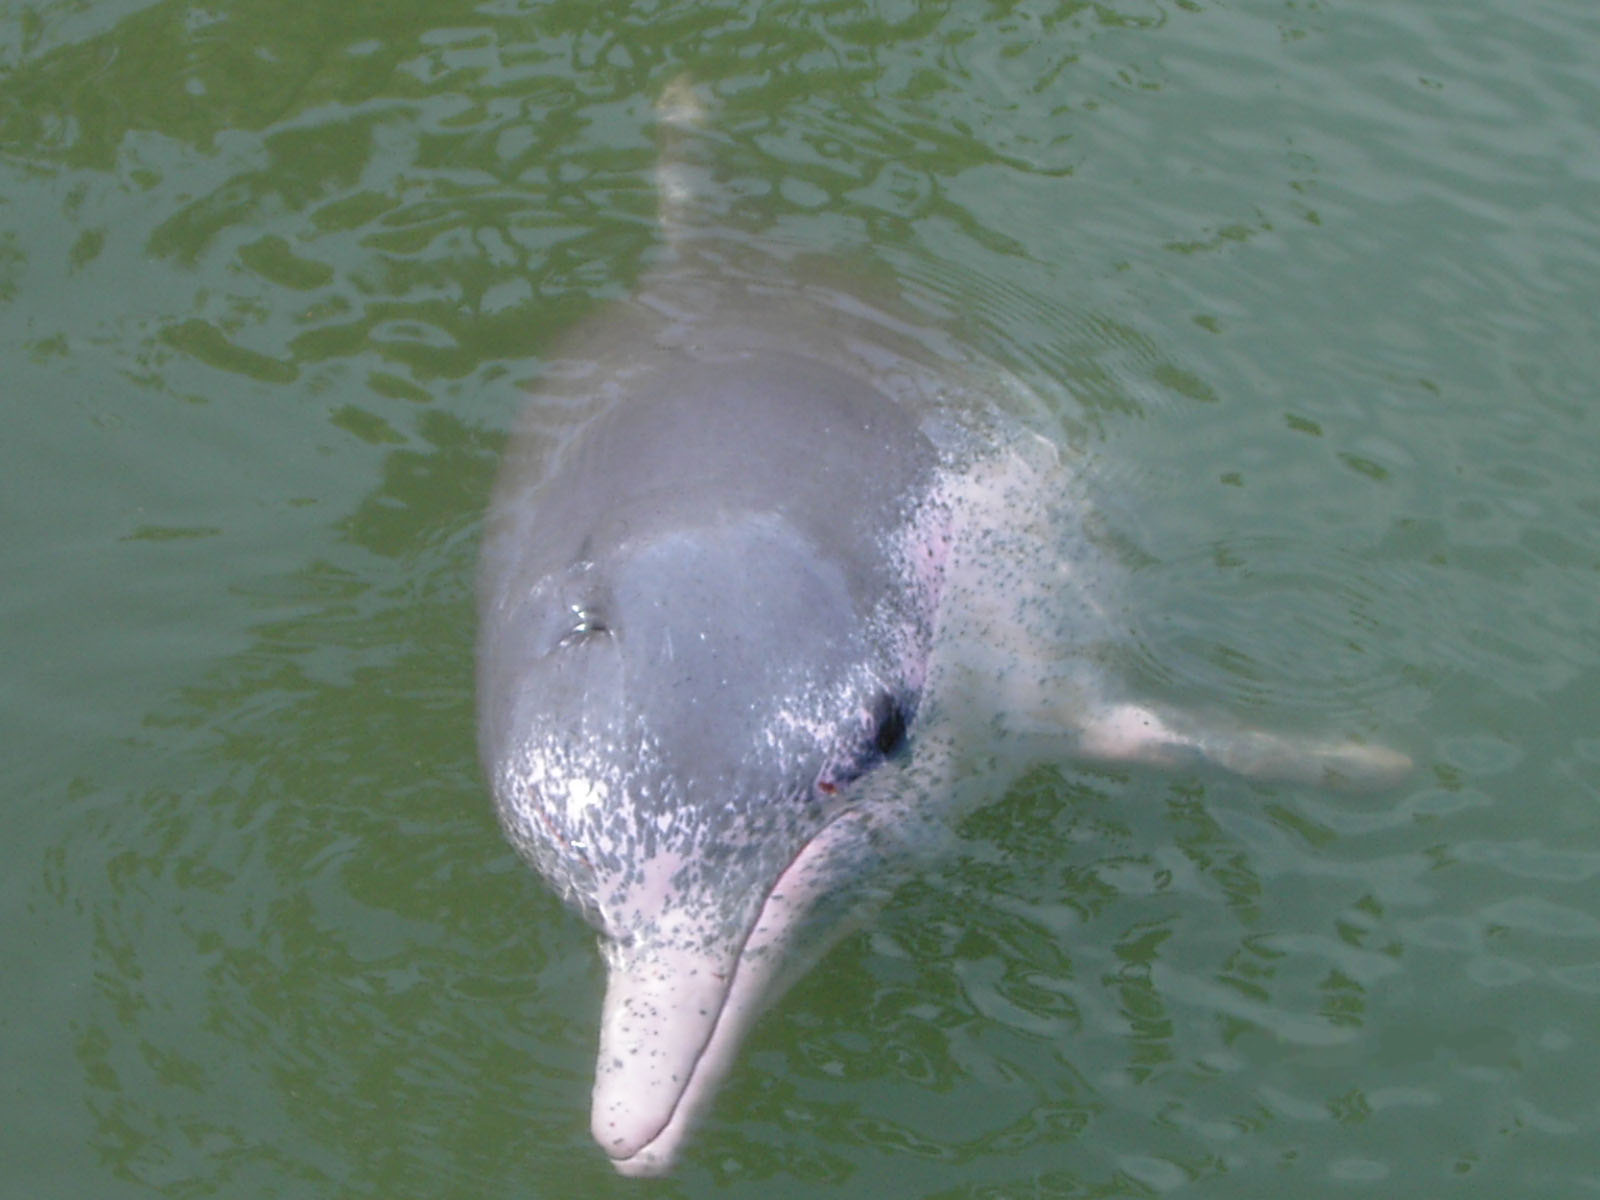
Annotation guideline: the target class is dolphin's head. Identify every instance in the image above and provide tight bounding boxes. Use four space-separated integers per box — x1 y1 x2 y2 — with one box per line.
479 411 938 1172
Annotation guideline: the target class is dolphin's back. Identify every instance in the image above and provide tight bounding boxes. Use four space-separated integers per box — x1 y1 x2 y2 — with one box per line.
527 349 936 591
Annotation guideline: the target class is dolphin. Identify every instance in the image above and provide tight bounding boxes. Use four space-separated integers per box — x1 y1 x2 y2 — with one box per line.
475 81 1410 1177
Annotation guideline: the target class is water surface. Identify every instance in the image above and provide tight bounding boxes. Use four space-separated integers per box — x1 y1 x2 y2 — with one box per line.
5 0 1599 1196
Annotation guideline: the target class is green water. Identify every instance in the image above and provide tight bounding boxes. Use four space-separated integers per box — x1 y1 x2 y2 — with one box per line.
5 0 1598 1196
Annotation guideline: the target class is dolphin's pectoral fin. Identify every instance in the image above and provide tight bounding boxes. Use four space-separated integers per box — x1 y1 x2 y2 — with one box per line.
1072 701 1412 791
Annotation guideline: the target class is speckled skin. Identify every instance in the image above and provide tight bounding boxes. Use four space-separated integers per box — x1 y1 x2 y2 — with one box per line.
476 87 1411 1179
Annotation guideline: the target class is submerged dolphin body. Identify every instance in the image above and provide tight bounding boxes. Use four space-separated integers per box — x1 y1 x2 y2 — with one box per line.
477 84 1409 1177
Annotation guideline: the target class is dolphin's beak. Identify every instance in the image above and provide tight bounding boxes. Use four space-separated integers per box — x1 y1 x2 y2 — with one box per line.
590 809 887 1176
589 925 753 1176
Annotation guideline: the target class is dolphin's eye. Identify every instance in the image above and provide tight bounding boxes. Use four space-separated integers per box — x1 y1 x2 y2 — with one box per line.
871 690 909 758
815 690 913 800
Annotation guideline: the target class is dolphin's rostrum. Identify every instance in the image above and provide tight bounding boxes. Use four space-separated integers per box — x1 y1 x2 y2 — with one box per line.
476 81 1410 1177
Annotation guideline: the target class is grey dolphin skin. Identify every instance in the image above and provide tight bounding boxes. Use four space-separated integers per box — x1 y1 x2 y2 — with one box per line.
476 82 1410 1177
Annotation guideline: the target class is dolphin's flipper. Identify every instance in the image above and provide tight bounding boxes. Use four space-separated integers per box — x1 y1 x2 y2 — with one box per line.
1070 701 1412 790
915 435 1411 794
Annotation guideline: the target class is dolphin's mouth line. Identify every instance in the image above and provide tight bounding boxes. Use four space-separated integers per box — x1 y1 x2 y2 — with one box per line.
607 809 856 1169
605 937 741 1164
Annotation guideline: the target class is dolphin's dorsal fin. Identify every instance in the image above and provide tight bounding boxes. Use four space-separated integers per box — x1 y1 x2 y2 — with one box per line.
653 75 731 256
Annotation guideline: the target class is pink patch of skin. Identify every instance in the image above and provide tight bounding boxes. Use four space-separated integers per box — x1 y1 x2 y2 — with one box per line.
593 805 893 1177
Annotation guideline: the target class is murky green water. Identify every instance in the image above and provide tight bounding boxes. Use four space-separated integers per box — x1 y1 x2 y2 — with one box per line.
5 1 1599 1196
